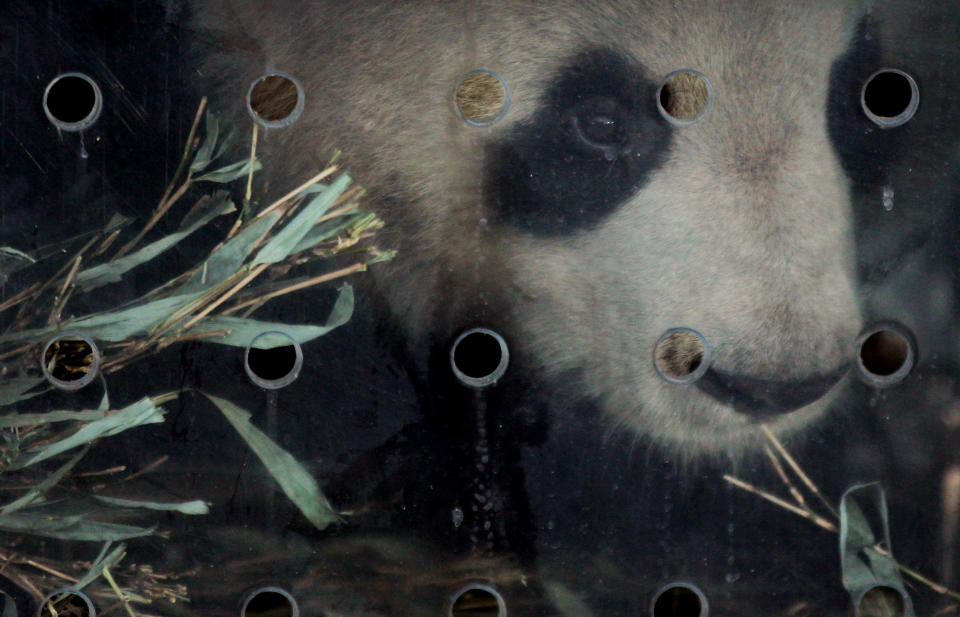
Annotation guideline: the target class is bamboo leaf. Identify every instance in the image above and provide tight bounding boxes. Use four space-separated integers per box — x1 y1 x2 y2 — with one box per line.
0 247 35 278
0 410 111 428
0 377 45 408
2 587 16 617
187 284 354 347
0 292 203 345
0 446 89 515
291 212 367 254
204 393 339 531
92 496 210 515
75 196 234 292
190 111 220 172
253 173 352 265
178 212 282 295
194 159 262 184
8 397 165 470
75 542 127 590
839 483 915 616
0 512 155 541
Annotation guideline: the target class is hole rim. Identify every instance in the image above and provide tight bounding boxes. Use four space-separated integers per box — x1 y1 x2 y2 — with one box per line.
652 327 712 385
656 69 715 127
854 583 912 617
650 582 709 617
40 331 100 391
240 586 299 617
854 321 916 388
860 68 919 129
450 327 510 389
42 72 103 132
448 582 507 617
244 331 304 390
37 588 95 617
246 72 306 129
453 69 511 127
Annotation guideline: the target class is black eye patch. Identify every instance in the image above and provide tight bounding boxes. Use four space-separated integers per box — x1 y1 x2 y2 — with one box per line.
827 16 905 190
484 49 672 236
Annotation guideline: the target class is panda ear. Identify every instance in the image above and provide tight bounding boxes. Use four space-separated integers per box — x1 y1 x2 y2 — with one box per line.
826 15 903 191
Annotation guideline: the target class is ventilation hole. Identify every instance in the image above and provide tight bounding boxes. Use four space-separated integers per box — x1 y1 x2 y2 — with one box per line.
245 332 303 390
651 583 708 617
41 332 100 391
861 69 919 128
653 328 711 384
455 70 510 126
241 588 298 617
247 73 304 127
39 589 94 617
657 70 713 125
43 73 102 131
450 328 510 388
449 584 505 617
856 585 909 617
855 322 916 387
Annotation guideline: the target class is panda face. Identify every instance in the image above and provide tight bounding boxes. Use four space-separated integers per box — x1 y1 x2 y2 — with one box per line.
196 0 868 455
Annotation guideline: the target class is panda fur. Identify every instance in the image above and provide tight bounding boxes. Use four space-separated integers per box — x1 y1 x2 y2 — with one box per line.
2 1 958 616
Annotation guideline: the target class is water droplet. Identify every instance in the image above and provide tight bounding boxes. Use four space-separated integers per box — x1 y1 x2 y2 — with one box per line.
725 572 741 583
882 186 894 211
452 507 464 528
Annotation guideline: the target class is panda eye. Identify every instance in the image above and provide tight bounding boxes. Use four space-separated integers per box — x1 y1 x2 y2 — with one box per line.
569 97 630 152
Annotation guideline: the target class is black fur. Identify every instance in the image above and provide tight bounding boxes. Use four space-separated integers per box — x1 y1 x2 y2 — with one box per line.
484 48 672 235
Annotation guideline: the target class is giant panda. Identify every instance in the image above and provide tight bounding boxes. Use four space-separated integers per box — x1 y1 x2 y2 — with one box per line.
2 0 956 616
180 0 883 614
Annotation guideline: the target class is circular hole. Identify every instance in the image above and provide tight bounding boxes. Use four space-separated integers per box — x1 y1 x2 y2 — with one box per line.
861 69 919 128
41 332 100 391
247 73 305 127
653 328 711 384
855 322 916 387
241 588 298 617
245 332 304 390
856 584 909 617
450 328 510 388
455 70 510 126
657 70 713 125
651 583 708 617
43 73 102 131
38 589 94 617
449 584 506 617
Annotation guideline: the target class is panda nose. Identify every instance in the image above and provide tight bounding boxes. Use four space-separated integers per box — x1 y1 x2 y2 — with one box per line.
695 364 849 417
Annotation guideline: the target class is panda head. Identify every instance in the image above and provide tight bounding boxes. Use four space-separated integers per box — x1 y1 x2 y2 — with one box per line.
197 0 872 454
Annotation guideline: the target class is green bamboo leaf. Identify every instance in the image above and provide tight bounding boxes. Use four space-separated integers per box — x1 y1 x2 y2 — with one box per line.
0 446 89 515
75 542 127 590
0 410 111 428
190 111 220 172
0 247 35 278
92 496 210 515
0 512 155 541
194 159 262 184
0 377 45 408
839 483 915 616
0 292 203 345
75 196 235 292
291 212 367 254
8 397 165 470
178 211 282 295
2 587 16 617
187 284 354 347
204 393 339 531
253 173 352 265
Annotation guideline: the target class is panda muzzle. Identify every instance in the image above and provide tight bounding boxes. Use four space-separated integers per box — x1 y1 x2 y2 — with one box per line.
695 364 850 417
